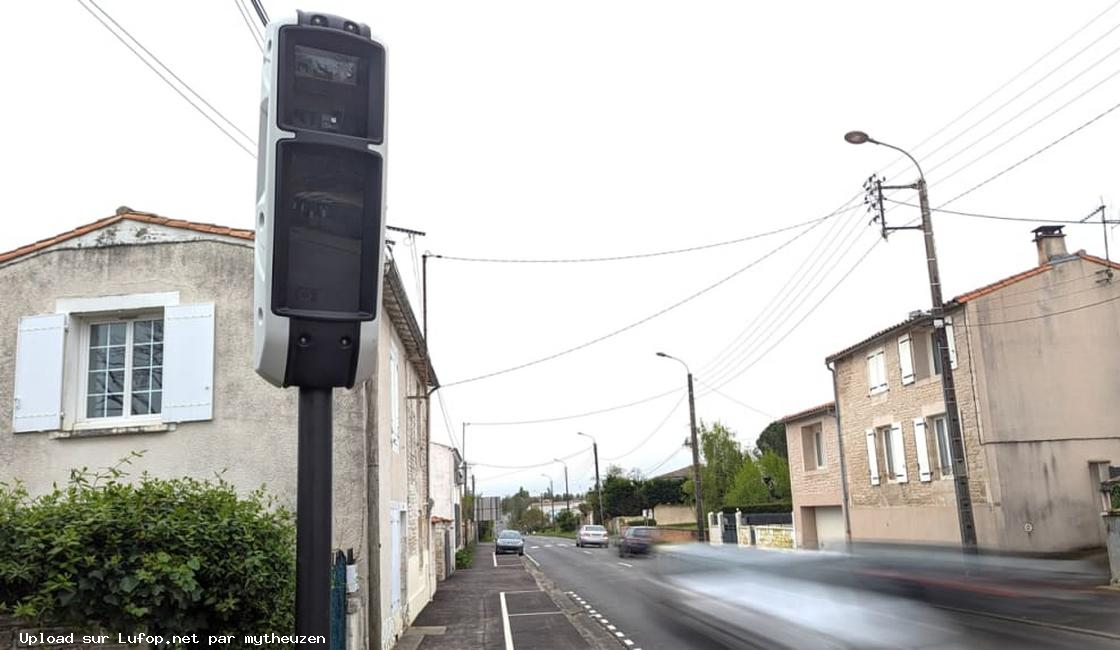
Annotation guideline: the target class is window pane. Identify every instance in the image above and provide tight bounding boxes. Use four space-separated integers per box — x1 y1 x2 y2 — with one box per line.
134 320 152 344
152 344 163 367
153 320 164 342
106 394 124 417
151 368 162 390
108 346 126 369
131 392 151 416
133 345 151 368
87 395 106 418
88 371 107 394
882 429 895 476
931 333 943 375
90 324 109 347
109 323 127 346
935 418 952 474
108 371 124 393
90 348 107 370
150 391 162 414
133 369 150 391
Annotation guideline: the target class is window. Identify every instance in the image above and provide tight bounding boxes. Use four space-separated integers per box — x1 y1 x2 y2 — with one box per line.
389 340 400 452
802 424 825 470
867 348 887 395
84 318 164 420
898 334 915 385
930 331 943 376
929 319 959 375
932 415 953 477
881 424 907 482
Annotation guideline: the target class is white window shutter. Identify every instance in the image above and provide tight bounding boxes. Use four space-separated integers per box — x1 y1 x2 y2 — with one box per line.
898 335 914 385
865 428 880 486
162 303 214 423
913 418 932 482
12 314 67 432
945 317 958 369
890 423 908 483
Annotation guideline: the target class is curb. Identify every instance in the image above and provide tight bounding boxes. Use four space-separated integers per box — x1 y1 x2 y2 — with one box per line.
522 557 624 650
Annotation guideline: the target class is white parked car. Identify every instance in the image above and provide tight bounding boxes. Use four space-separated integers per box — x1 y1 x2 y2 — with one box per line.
576 524 608 548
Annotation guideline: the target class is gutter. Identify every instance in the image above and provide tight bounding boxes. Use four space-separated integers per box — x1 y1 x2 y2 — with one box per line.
827 360 853 547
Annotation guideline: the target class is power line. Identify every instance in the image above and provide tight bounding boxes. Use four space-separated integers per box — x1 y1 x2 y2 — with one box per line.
692 378 774 420
938 96 1120 208
885 198 1119 225
468 447 588 469
249 0 270 27
643 446 687 477
429 215 844 264
439 209 851 389
970 292 1120 326
469 388 678 427
604 395 686 462
77 0 256 157
234 0 265 53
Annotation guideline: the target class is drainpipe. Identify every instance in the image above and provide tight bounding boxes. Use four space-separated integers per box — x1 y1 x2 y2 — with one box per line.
827 360 853 547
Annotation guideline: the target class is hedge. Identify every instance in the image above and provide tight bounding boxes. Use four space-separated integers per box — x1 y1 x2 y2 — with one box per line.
0 454 295 644
719 501 792 515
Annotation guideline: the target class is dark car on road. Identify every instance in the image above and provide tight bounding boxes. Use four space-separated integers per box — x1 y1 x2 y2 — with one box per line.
495 529 525 555
618 526 655 557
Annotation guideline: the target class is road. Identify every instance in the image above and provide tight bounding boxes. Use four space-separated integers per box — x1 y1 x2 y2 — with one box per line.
524 535 1120 649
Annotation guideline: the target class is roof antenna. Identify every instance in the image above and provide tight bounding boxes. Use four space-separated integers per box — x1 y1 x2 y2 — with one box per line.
1081 201 1114 283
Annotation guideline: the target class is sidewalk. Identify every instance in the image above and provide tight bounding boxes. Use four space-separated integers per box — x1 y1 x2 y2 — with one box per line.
395 543 618 650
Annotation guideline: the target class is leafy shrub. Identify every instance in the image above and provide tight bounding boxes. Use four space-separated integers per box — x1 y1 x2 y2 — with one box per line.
0 454 295 644
720 501 792 515
455 544 474 570
555 510 579 532
1111 483 1120 511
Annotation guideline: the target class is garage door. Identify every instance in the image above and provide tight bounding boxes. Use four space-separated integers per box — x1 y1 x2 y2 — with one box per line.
814 506 845 550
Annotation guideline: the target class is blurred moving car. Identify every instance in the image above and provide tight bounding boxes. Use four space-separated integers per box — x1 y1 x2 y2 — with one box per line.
576 524 608 548
618 526 655 557
495 529 524 555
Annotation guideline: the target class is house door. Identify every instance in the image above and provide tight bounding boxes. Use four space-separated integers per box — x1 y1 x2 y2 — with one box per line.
390 510 402 613
814 506 845 550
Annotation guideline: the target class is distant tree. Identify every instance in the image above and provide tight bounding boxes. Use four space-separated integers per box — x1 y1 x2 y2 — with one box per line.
698 421 743 511
602 474 644 518
555 510 579 532
757 450 791 500
756 421 788 459
724 455 768 505
642 477 685 506
521 507 547 531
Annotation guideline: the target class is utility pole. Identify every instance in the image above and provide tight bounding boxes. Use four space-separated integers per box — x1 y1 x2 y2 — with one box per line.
657 352 705 542
554 458 571 515
578 432 605 526
847 130 978 551
540 474 555 524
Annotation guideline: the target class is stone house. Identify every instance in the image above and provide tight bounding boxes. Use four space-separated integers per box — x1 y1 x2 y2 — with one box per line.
780 402 845 550
825 226 1120 553
428 441 464 581
0 208 437 650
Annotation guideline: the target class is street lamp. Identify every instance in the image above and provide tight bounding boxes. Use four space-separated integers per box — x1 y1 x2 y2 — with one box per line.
845 130 978 552
655 351 705 542
540 473 555 523
577 432 605 526
554 458 571 514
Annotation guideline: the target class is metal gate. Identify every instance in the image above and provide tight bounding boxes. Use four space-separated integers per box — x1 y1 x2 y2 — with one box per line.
722 513 737 544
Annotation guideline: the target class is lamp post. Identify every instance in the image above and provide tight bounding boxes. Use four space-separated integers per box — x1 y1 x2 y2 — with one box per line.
655 352 705 542
540 473 555 524
844 130 978 552
554 458 571 515
577 432 605 526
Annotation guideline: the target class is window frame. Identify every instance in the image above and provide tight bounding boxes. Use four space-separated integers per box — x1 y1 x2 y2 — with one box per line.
879 425 897 478
75 312 165 430
813 428 825 469
931 415 953 478
867 348 888 395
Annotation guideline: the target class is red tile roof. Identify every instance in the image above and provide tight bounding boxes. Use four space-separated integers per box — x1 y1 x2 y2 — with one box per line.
951 264 1052 303
778 402 836 424
0 208 253 265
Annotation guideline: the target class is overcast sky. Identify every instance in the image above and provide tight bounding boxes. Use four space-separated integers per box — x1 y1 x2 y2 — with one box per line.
4 1 1120 497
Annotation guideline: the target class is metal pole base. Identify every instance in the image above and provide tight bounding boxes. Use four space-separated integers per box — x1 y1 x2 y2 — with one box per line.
296 387 333 647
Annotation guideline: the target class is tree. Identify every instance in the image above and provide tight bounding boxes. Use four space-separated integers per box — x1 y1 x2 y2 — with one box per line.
724 455 768 505
642 477 685 506
521 507 547 531
756 421 788 459
757 449 791 501
698 421 743 512
602 474 644 518
555 510 579 532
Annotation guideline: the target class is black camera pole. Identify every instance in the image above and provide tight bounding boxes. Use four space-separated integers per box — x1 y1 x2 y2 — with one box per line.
296 387 333 644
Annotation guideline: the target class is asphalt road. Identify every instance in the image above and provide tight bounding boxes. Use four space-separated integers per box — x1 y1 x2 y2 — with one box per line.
525 535 1120 650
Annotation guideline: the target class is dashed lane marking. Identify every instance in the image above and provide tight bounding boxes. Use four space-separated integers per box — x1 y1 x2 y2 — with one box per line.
524 553 541 567
582 550 592 555
617 562 633 568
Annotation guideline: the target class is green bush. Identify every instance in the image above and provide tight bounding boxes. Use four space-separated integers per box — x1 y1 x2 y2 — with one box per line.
720 501 792 515
455 544 474 570
1110 484 1120 511
555 510 579 532
0 454 295 644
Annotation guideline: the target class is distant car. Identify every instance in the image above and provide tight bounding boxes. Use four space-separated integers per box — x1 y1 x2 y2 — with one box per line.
495 529 525 556
576 524 609 548
618 526 655 557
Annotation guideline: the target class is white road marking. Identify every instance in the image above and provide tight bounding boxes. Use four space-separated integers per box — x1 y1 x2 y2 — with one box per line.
545 544 553 548
499 592 515 650
525 553 541 567
492 553 497 567
617 562 633 568
582 550 592 555
583 604 590 609
591 613 601 618
614 632 625 638
607 625 616 631
530 546 540 549
601 619 609 625
507 611 565 617
589 609 597 614
503 590 543 594
624 641 634 646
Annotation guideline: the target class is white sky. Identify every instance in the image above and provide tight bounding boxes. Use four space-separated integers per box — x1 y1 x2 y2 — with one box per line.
4 1 1120 498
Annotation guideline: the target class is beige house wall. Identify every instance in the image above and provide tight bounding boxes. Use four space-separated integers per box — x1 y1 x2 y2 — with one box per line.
784 410 841 548
652 503 695 525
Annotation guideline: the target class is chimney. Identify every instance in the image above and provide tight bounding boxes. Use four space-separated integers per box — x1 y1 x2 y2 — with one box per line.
1032 225 1068 265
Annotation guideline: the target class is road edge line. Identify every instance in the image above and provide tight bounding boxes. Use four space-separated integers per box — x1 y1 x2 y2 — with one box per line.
500 591 515 650
525 553 541 567
934 604 1120 641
